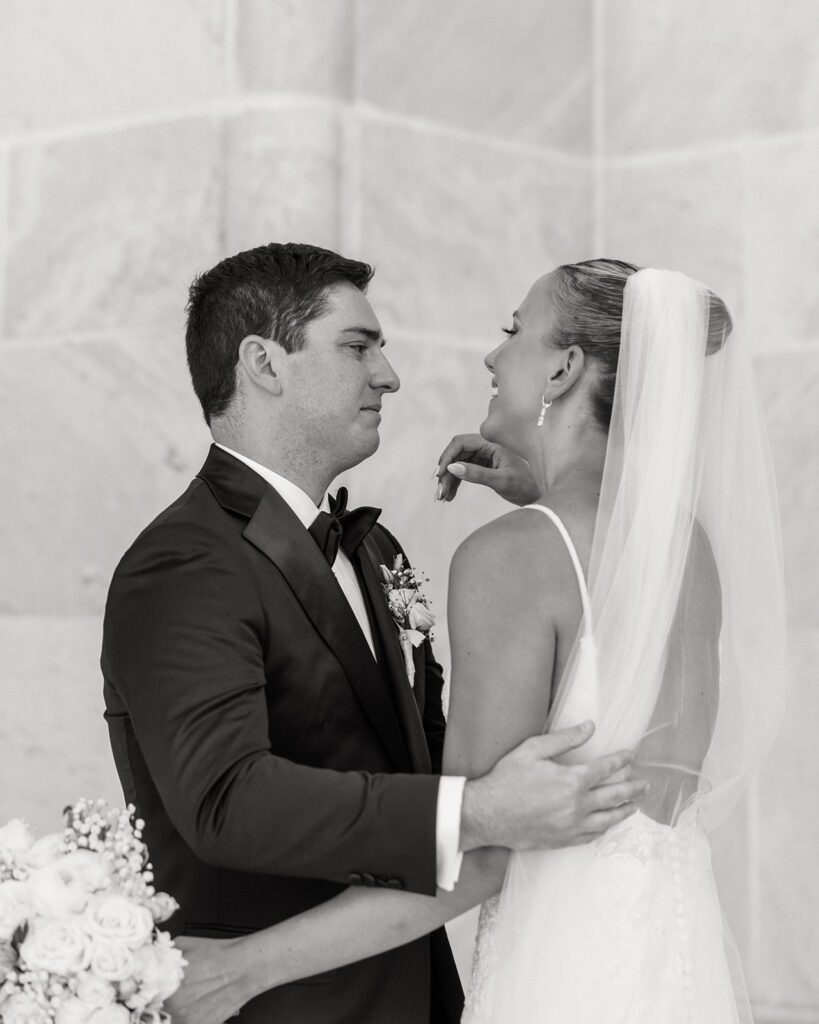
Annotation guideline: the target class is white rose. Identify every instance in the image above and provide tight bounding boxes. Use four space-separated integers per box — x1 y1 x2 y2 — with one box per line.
20 918 91 976
86 1005 130 1024
75 971 116 1007
130 935 183 1010
116 977 137 1000
408 602 435 632
0 992 52 1024
147 892 177 924
54 998 95 1024
28 863 90 917
26 834 65 870
85 894 153 950
88 939 134 984
0 880 31 942
60 852 110 893
0 821 35 858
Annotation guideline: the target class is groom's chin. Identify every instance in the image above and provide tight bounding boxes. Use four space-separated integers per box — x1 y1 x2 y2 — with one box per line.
344 430 381 470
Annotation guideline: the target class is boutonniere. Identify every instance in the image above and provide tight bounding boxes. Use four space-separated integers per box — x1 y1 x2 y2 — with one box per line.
379 555 436 687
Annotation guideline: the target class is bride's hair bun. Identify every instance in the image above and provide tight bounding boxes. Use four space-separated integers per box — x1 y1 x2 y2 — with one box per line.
706 291 732 354
553 259 732 430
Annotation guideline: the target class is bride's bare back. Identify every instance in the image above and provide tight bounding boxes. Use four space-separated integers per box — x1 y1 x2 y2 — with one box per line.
443 498 597 780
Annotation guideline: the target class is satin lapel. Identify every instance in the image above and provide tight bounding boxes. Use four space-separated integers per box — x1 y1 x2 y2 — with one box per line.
357 536 432 774
243 487 412 773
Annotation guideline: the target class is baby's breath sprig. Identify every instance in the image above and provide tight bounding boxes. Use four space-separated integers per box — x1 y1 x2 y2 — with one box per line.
62 799 157 902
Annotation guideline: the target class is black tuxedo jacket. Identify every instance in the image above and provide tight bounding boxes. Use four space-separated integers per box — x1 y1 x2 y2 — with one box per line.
102 446 464 1024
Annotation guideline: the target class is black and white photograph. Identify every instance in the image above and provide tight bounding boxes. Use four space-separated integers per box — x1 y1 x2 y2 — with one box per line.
1 3 817 1023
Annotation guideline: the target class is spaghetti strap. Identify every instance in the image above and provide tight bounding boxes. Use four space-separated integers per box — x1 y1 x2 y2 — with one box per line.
522 504 593 636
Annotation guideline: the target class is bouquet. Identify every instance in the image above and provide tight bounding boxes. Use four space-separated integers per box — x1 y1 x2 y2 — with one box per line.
0 800 184 1024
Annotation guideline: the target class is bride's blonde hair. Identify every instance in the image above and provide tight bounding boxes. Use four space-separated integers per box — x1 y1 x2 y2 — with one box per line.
552 258 732 429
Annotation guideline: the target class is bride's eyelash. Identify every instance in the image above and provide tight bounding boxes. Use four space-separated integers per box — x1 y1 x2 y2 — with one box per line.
501 326 516 337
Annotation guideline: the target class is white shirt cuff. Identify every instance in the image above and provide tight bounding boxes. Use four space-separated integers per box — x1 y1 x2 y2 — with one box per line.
435 775 466 891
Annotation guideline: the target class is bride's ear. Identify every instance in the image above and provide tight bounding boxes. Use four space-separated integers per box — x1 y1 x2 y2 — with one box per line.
548 345 585 397
237 335 284 397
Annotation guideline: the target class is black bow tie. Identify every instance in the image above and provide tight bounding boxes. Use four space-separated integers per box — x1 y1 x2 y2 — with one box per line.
309 487 381 565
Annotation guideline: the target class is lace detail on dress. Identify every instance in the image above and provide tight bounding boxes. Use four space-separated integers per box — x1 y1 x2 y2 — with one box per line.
462 895 500 1023
461 812 732 1024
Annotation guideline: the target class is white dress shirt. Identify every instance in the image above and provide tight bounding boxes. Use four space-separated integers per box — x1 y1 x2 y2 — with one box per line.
215 445 465 890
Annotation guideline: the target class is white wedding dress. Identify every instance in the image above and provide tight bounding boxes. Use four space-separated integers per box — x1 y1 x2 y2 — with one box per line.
462 507 741 1024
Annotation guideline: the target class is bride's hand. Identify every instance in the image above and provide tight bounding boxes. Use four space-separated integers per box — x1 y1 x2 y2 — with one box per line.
164 935 256 1024
435 434 539 506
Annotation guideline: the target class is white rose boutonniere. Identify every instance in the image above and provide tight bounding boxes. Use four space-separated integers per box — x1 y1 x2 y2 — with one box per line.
379 555 436 687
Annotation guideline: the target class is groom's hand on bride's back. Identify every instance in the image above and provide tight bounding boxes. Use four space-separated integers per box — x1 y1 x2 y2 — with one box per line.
435 433 540 506
458 722 647 852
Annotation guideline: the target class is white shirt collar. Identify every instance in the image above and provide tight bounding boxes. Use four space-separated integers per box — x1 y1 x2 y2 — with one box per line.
214 443 330 528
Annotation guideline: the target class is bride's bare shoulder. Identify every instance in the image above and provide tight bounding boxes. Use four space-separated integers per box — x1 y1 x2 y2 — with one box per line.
449 506 583 599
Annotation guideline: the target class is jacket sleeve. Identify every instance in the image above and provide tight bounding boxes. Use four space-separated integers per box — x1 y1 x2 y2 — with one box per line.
421 638 448 776
102 522 440 895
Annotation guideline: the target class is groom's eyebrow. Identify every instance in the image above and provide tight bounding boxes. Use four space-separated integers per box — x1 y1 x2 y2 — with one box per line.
339 327 387 347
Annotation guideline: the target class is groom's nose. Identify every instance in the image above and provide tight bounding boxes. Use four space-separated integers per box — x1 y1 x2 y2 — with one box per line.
371 349 401 394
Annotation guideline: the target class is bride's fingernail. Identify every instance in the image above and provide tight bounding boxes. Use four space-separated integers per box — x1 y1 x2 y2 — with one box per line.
435 481 443 501
447 462 466 478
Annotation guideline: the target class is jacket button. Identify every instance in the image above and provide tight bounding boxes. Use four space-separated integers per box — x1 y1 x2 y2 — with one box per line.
361 872 376 887
386 878 403 890
347 872 363 885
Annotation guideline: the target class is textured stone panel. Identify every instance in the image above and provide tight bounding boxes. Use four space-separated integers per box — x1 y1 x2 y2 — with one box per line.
357 0 593 153
754 351 819 629
360 120 592 339
4 119 222 340
235 0 353 99
602 154 744 325
604 0 819 153
754 627 819 1008
0 0 226 135
746 137 819 350
339 337 509 671
0 335 209 615
0 150 7 332
226 109 342 255
0 616 122 836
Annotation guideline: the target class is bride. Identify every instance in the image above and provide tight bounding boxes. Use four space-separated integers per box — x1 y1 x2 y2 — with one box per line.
169 260 786 1024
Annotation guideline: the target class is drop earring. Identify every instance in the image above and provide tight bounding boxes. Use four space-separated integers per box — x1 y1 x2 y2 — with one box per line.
536 394 553 427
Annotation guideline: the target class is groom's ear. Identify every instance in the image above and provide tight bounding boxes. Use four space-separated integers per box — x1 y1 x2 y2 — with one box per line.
237 334 283 397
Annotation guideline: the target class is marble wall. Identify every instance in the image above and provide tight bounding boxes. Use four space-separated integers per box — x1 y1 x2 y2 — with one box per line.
0 2 816 1021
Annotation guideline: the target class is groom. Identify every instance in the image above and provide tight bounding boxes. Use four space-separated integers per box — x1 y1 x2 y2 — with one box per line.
102 243 641 1024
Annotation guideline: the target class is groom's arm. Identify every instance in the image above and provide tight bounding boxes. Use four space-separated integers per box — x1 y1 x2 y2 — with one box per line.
103 521 441 896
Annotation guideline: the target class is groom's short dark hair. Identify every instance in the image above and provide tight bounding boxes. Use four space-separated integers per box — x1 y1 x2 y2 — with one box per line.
185 242 374 424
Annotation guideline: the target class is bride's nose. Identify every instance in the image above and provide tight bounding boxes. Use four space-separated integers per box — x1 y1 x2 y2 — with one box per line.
484 346 499 372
